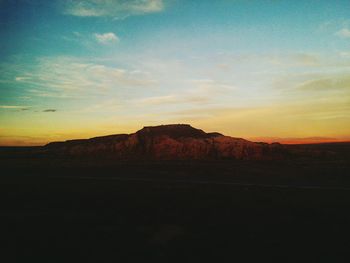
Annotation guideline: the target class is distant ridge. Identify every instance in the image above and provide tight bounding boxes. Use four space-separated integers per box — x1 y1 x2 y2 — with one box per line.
136 124 223 139
250 136 349 145
44 124 287 160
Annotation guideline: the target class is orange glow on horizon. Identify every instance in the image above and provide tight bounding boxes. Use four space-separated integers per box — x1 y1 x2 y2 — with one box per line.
250 137 350 145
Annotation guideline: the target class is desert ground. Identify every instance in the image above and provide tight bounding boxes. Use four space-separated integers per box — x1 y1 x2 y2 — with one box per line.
1 143 350 262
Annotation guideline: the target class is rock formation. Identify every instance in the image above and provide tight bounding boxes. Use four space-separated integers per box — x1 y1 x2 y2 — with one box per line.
44 124 287 160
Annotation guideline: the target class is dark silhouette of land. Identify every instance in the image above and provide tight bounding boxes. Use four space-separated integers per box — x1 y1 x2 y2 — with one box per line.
1 125 350 262
42 124 287 160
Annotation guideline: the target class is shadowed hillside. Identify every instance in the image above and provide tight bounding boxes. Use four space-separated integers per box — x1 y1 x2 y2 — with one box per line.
43 124 287 160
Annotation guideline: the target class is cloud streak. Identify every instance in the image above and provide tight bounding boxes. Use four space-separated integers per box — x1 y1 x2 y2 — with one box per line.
94 32 119 44
63 0 164 19
12 56 157 98
0 105 28 109
134 79 234 106
135 94 207 106
297 75 350 92
336 28 350 38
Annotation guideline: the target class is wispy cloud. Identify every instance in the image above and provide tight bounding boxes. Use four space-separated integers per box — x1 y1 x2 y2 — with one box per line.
63 0 164 19
292 53 320 66
297 75 350 92
80 99 120 113
15 76 31 81
134 79 234 106
135 94 207 106
94 32 119 44
0 105 29 109
12 56 157 98
335 28 350 38
339 51 350 58
191 79 235 93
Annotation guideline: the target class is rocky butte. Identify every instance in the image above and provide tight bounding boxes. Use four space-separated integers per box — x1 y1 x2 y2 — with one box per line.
44 124 287 160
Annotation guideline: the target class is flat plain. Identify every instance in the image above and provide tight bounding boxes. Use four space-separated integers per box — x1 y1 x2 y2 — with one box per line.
1 143 350 262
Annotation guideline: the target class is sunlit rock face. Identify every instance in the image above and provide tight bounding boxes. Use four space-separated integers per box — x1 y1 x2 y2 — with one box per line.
44 124 287 160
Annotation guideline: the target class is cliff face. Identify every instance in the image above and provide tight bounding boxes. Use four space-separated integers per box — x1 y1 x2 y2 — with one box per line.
44 124 287 160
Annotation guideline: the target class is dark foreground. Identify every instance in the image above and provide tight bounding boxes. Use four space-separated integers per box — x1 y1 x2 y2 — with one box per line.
1 143 350 262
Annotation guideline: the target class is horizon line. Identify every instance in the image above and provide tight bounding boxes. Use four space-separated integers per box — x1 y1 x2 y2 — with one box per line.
1 137 349 147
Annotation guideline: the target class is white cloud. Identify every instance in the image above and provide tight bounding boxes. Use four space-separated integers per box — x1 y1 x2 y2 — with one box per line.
135 94 208 106
12 57 157 98
335 28 350 38
296 75 350 92
292 53 319 66
0 105 28 109
15 76 30 81
94 32 119 44
190 79 235 93
135 79 235 106
339 51 350 58
63 0 164 19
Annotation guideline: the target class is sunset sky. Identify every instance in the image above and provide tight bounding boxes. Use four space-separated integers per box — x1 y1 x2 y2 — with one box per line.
1 0 350 145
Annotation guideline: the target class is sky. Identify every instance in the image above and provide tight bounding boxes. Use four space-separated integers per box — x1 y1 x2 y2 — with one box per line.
1 0 350 145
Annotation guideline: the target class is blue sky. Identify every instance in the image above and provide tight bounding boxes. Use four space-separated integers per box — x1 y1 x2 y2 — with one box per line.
1 0 350 145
